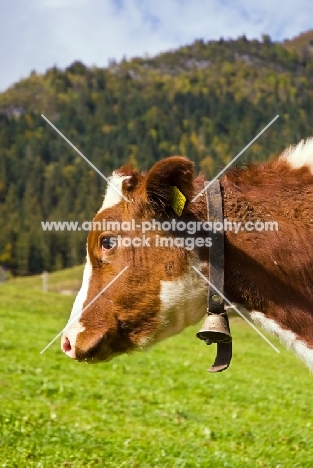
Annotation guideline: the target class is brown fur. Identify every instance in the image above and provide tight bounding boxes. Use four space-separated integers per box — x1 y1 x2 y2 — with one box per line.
63 149 313 364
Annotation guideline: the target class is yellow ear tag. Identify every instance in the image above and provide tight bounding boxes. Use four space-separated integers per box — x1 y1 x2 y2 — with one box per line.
170 186 186 216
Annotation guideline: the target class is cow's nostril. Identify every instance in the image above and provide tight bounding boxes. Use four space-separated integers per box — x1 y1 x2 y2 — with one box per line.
61 330 105 361
61 335 77 359
62 336 72 353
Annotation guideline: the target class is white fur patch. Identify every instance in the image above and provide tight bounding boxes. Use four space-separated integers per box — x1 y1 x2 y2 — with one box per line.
69 254 92 322
251 311 313 371
62 255 92 353
156 263 207 342
99 172 130 211
280 137 313 173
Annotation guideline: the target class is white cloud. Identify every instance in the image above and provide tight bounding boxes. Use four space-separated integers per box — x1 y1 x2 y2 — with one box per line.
0 0 313 91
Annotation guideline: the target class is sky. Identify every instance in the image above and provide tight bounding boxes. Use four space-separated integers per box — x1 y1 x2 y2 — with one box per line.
1 0 313 92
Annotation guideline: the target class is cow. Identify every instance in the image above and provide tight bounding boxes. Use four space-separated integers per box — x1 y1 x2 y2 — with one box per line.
61 137 313 371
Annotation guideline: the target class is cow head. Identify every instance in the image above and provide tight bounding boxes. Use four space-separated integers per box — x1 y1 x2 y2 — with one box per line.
61 157 208 362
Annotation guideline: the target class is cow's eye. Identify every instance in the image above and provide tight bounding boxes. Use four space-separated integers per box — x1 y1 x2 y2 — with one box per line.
101 236 116 250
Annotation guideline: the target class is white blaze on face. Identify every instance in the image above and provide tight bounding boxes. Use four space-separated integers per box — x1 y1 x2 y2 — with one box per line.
99 172 131 211
281 137 313 173
64 255 92 348
63 172 129 355
69 254 92 321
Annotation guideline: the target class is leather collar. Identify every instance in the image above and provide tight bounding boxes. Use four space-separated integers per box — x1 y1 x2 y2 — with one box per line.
196 180 232 372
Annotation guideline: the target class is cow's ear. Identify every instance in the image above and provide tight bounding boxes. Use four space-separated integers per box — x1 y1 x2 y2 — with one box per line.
116 165 141 193
144 156 194 215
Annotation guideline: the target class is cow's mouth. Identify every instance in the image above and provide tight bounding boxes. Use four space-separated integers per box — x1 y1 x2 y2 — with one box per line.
77 355 113 364
75 335 109 361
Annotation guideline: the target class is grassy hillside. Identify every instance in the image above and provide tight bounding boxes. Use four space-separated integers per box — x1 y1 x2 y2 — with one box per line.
0 269 312 467
5 264 84 294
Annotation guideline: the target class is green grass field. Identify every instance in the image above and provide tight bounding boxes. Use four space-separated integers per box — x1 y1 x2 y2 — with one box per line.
0 268 312 467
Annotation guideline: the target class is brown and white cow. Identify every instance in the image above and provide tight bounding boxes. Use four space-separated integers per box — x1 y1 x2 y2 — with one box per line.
61 138 313 370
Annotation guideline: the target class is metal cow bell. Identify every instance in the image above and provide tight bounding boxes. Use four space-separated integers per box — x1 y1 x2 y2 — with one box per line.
196 313 232 373
196 313 232 344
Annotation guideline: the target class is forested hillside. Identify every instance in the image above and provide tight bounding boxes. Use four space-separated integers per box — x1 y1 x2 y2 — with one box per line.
1 33 313 275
